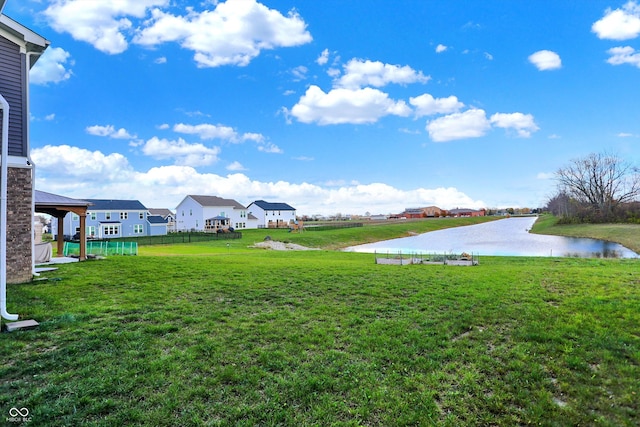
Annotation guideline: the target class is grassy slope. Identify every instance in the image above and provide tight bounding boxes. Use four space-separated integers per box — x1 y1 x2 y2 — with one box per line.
146 216 499 254
2 249 639 426
531 215 640 254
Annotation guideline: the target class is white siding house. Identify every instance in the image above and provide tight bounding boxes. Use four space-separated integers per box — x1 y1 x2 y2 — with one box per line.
247 200 297 229
175 195 252 232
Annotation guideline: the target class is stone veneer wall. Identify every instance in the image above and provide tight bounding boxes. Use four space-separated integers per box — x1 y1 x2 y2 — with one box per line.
6 166 32 284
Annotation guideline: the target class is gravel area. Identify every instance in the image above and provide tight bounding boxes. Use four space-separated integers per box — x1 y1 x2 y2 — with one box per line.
251 241 318 251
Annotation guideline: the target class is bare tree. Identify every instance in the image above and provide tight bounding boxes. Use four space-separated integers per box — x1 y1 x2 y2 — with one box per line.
555 152 640 219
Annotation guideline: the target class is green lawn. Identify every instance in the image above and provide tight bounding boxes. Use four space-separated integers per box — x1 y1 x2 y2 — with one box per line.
2 237 639 425
531 214 640 254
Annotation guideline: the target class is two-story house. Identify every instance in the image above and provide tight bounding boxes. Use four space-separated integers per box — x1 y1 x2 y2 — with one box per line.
54 199 168 239
175 195 253 232
247 200 297 229
1 1 49 284
148 208 176 232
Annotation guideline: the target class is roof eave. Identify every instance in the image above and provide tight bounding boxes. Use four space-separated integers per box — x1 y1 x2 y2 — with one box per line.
0 14 50 66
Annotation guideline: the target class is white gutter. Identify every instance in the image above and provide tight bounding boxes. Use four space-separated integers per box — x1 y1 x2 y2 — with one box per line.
1 93 19 320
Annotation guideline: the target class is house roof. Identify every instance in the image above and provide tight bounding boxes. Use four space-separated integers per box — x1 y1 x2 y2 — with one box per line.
188 195 245 209
449 208 481 214
86 199 147 211
250 200 296 211
147 215 168 225
148 208 174 218
35 190 92 208
0 10 49 66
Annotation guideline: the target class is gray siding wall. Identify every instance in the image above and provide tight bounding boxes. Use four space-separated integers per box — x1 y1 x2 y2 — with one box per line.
0 34 27 157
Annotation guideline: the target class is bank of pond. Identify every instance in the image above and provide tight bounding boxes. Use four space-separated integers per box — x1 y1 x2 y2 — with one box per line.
346 217 638 258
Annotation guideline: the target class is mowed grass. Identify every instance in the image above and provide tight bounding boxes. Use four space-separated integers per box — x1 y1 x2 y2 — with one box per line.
532 214 640 254
241 216 500 250
2 247 639 426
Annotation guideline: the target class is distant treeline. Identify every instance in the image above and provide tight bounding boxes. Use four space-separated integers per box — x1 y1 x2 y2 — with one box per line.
546 195 640 224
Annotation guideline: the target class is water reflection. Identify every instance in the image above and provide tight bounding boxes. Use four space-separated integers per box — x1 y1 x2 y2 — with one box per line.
346 217 638 258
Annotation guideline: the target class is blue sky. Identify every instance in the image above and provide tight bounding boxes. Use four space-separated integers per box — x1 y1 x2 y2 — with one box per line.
5 0 640 215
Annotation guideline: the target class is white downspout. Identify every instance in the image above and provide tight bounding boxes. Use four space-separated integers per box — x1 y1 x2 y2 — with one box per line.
27 51 38 277
1 93 19 320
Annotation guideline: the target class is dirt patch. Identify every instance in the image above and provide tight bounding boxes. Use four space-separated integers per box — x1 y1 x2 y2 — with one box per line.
251 241 318 251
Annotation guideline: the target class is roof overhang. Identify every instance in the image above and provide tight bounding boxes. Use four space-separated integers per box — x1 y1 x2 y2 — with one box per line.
35 190 92 217
0 12 50 67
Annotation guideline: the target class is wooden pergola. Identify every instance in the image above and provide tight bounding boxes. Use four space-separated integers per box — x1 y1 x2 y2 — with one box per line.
34 190 92 260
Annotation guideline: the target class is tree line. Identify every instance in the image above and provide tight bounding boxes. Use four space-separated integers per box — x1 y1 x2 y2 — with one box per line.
546 151 640 223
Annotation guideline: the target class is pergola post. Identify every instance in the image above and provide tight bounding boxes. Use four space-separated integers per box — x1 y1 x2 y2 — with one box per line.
78 213 86 261
56 213 65 256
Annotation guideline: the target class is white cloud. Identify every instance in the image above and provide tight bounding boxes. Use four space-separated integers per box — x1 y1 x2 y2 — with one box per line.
29 46 74 85
592 1 640 40
490 112 539 137
426 109 491 142
133 0 312 67
528 50 562 70
257 142 283 154
33 145 485 214
31 144 133 180
426 110 539 141
435 44 448 53
334 59 430 89
45 114 56 121
484 52 494 61
173 123 238 141
289 85 412 125
327 67 341 78
43 0 168 54
226 161 246 171
141 136 221 166
606 46 640 67
410 93 464 117
316 48 329 65
42 0 311 66
242 133 265 143
86 124 136 139
172 123 267 145
154 56 167 64
291 65 308 81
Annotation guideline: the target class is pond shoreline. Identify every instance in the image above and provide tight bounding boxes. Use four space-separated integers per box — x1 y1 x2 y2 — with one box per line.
345 216 638 258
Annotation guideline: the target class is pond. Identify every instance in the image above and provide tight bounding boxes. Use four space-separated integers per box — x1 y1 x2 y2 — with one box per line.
345 216 638 258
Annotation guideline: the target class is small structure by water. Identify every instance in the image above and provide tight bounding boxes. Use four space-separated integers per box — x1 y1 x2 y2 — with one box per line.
375 251 479 266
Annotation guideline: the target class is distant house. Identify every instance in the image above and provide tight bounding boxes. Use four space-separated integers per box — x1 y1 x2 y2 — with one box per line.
175 195 252 232
148 208 176 232
401 206 443 218
448 208 486 217
370 214 389 221
53 199 168 239
247 200 296 229
1 3 49 283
